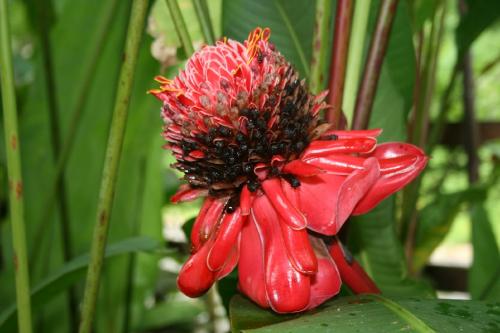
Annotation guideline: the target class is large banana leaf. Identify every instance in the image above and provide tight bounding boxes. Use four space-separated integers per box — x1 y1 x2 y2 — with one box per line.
230 294 500 333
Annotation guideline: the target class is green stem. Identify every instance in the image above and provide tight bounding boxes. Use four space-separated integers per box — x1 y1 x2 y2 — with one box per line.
192 0 215 45
342 0 371 122
78 1 149 332
309 0 332 94
31 0 120 267
166 0 195 57
0 0 33 332
352 0 399 130
275 0 310 78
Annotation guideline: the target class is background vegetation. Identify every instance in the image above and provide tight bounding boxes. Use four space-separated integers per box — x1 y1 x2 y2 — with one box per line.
0 0 499 332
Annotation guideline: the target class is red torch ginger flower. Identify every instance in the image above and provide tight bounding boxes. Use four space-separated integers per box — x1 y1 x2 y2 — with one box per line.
151 27 427 313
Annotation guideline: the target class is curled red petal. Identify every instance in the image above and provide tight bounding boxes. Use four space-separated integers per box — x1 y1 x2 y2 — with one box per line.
191 198 226 252
302 137 377 160
304 154 365 175
252 194 311 313
177 240 216 298
261 178 307 230
240 185 254 216
321 128 383 139
190 198 214 252
207 208 244 271
353 143 428 215
216 242 239 279
282 159 323 177
297 158 380 235
171 184 208 203
328 238 380 294
307 236 341 309
238 216 268 309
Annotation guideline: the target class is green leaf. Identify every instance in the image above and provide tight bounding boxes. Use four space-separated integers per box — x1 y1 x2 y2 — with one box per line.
413 187 486 272
456 0 500 59
0 237 160 332
230 294 500 333
222 0 316 77
469 203 500 301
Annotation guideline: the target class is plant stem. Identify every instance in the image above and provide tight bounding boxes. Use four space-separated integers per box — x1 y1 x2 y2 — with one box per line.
309 0 333 94
0 0 33 332
166 0 195 57
352 0 398 130
343 0 372 122
78 1 149 332
275 0 310 78
192 0 215 45
31 0 120 267
326 0 353 127
33 0 78 329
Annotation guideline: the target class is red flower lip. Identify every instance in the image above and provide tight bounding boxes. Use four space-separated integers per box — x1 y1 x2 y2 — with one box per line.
152 27 427 312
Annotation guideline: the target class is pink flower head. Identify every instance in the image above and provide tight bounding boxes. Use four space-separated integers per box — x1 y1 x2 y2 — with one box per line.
151 27 427 313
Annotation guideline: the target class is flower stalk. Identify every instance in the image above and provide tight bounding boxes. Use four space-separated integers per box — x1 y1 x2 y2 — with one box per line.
0 0 33 331
192 0 216 45
166 0 195 57
78 1 148 332
342 0 372 120
309 0 333 94
326 0 353 127
352 0 398 130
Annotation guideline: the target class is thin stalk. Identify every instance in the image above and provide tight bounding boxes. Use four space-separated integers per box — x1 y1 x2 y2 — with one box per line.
166 0 195 57
342 0 372 121
326 0 354 127
462 52 479 183
192 0 215 45
352 0 399 130
33 0 78 329
0 0 33 332
31 0 120 266
275 0 310 78
78 1 149 332
309 0 333 94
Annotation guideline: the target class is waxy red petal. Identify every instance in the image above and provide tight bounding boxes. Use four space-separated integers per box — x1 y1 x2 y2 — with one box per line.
322 128 382 139
307 236 341 309
171 184 208 203
238 217 268 308
297 158 380 235
261 178 307 230
302 137 377 160
177 240 216 297
239 185 254 216
282 159 323 177
191 198 226 251
252 194 311 313
304 154 365 175
329 239 380 294
207 208 244 271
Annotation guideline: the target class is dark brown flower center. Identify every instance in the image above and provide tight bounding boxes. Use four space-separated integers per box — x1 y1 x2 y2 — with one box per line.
172 68 325 207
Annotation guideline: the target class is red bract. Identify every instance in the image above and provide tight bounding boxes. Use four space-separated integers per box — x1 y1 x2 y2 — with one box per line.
151 27 427 313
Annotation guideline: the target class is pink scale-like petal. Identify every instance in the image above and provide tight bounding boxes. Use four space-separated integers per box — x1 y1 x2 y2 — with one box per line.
252 194 311 313
238 217 268 308
302 137 377 160
297 158 380 235
307 236 341 309
261 178 307 230
207 208 244 271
